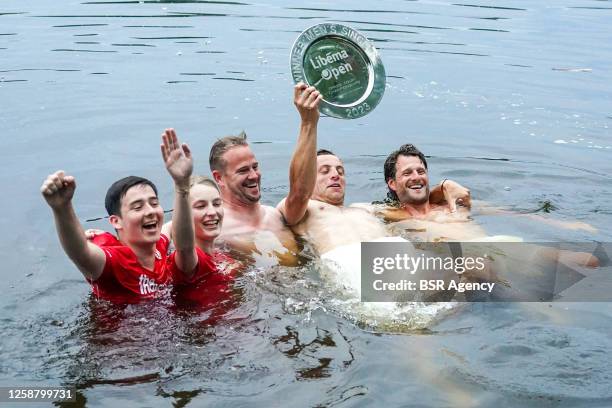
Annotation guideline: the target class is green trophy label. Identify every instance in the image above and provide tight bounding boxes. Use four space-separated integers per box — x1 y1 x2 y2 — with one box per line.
290 23 386 119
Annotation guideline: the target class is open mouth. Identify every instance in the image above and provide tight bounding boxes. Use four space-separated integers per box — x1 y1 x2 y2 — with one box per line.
142 220 158 231
201 219 220 229
244 182 259 189
408 184 424 191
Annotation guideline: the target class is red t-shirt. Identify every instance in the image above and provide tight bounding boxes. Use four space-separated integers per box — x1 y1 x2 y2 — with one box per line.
170 248 240 311
88 232 173 304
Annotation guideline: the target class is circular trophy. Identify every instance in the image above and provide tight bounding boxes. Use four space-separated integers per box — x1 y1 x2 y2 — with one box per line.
290 23 386 119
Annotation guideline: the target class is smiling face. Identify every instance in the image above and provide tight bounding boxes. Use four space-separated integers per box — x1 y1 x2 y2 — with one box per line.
214 145 261 204
388 155 430 205
109 184 164 246
312 154 346 206
191 183 223 243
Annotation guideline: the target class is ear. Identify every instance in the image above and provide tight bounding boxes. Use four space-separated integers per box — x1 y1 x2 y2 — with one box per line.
212 170 223 186
109 214 123 231
387 178 397 193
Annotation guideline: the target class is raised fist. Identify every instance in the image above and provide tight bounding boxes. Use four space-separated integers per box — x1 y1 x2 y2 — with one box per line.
40 170 76 210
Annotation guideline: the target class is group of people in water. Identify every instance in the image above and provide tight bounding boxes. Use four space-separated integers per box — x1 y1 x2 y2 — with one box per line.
41 83 597 307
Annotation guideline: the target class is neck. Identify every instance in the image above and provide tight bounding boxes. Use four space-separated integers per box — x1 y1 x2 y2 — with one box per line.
313 195 344 208
119 236 157 268
400 201 431 218
221 190 261 213
196 237 215 255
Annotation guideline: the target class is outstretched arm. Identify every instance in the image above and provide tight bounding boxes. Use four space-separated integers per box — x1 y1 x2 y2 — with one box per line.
161 129 198 277
279 83 322 226
473 202 597 233
41 171 106 280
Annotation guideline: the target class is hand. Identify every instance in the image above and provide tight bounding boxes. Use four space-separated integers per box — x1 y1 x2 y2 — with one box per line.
442 180 471 212
85 229 105 240
294 83 322 124
161 128 193 186
40 170 76 210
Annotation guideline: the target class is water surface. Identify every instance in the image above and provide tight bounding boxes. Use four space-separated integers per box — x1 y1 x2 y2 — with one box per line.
1 0 611 406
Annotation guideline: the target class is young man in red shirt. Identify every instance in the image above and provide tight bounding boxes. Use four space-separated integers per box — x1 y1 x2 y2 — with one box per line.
40 129 198 303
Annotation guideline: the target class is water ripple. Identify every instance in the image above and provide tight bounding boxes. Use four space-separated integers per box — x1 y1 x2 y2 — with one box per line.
52 48 118 52
453 3 527 11
53 23 108 27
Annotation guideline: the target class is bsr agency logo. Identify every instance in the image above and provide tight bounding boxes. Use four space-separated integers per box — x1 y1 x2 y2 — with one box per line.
309 49 353 80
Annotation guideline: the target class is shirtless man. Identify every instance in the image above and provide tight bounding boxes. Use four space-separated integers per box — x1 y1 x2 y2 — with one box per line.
207 83 322 266
275 95 471 308
278 100 597 300
380 143 598 242
277 97 467 257
379 144 484 242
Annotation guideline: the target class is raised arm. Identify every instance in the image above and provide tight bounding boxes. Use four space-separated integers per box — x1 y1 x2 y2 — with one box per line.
41 171 106 280
161 128 198 277
279 83 322 226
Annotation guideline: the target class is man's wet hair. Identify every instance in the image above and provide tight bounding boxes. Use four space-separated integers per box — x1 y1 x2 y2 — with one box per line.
105 176 158 216
317 149 336 156
209 131 248 173
382 144 428 204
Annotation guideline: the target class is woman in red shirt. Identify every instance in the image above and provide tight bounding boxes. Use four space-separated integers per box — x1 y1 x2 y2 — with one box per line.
166 176 243 315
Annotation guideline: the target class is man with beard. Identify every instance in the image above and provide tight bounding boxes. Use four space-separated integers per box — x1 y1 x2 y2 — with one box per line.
277 147 466 256
207 83 322 266
276 136 468 306
275 96 468 257
380 143 597 241
279 139 598 306
377 143 484 242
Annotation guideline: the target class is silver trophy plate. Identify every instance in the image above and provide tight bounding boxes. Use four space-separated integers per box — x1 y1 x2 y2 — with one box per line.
290 23 386 119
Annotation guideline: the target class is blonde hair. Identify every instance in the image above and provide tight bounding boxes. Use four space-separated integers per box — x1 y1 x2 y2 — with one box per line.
189 175 220 192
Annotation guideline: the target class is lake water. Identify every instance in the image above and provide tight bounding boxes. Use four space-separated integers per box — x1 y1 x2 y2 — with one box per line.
1 0 611 406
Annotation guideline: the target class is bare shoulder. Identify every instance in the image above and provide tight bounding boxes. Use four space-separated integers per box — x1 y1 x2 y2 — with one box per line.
261 205 287 228
428 205 471 222
348 202 377 213
374 205 408 222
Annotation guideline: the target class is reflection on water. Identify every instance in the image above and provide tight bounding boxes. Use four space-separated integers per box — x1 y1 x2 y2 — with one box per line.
1 0 612 406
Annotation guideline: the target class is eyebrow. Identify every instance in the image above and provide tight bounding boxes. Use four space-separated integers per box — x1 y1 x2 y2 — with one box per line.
402 165 426 172
128 199 144 207
128 196 157 206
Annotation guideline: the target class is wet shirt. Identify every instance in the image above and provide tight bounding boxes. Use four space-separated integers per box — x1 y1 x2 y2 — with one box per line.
170 248 241 311
89 232 173 304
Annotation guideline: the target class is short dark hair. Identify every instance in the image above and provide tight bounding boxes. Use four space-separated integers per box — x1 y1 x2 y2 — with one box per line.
317 149 336 156
105 176 158 216
383 144 428 203
209 131 248 173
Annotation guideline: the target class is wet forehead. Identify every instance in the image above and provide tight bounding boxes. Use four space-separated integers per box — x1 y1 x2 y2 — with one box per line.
222 145 257 170
190 183 221 203
395 155 426 173
317 154 343 169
